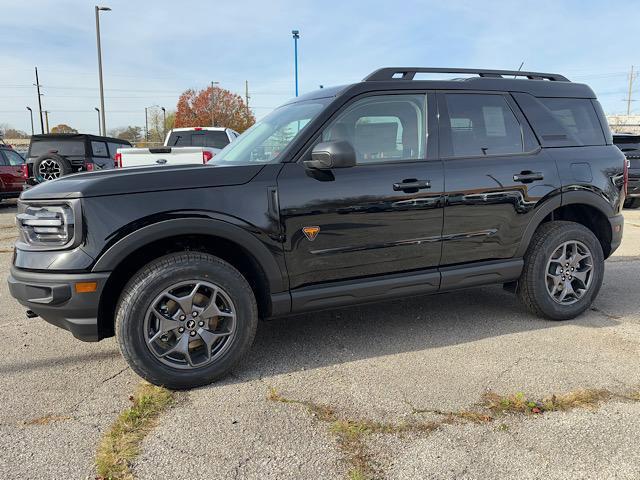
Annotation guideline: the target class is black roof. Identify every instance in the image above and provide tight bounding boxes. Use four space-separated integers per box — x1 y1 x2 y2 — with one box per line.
292 67 596 104
30 133 131 144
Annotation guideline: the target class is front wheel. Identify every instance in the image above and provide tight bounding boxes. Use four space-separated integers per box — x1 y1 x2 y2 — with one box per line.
518 221 604 320
116 252 258 389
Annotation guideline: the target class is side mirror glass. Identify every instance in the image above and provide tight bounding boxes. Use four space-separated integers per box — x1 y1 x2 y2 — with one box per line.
305 140 356 170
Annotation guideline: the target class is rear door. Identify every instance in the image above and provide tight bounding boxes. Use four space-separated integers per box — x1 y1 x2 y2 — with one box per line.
438 91 560 267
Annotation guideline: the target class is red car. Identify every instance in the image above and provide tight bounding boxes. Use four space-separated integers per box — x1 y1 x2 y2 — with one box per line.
0 144 26 203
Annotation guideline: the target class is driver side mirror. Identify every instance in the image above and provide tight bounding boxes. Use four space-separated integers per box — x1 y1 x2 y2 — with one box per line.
305 140 356 170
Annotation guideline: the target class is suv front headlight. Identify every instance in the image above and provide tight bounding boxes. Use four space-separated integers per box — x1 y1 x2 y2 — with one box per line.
16 200 82 250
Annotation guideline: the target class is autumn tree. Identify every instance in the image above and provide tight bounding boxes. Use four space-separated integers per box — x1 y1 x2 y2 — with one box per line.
175 86 255 132
50 124 78 134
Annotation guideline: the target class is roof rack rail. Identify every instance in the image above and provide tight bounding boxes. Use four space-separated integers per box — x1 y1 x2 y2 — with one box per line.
364 67 569 82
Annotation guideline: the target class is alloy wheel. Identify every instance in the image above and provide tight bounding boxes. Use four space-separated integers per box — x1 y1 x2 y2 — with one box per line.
545 240 594 305
38 159 62 180
143 280 237 369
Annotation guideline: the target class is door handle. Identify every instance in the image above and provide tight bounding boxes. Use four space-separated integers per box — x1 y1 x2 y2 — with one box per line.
393 179 431 191
513 172 544 183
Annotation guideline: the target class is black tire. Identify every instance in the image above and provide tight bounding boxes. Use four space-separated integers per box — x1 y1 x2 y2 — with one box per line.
32 154 72 182
623 198 640 209
518 221 604 321
115 252 258 389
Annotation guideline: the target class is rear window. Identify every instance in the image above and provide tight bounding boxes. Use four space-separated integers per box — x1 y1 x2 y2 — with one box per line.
538 98 605 146
167 130 230 149
29 140 85 158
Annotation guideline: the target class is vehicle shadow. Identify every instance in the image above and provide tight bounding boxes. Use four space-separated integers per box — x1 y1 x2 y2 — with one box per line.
228 283 620 383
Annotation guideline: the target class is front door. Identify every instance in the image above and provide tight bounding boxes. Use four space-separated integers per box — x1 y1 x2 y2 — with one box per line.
278 93 445 290
437 91 561 266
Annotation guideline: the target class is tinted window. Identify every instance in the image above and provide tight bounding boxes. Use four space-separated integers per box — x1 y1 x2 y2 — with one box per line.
538 98 604 146
613 135 640 152
29 140 84 158
322 95 426 164
107 142 126 158
91 141 109 157
167 131 230 149
444 94 523 157
4 149 25 165
0 152 7 166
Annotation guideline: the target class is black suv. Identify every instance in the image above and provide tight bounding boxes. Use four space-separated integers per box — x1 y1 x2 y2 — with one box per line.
8 68 626 389
25 133 131 185
613 133 640 208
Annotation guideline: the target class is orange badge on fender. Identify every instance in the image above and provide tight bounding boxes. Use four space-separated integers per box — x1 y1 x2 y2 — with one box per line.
302 226 320 241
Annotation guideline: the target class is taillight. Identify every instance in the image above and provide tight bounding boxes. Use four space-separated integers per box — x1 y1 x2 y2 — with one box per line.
114 153 122 168
20 164 28 179
623 158 629 197
86 163 94 172
203 151 213 163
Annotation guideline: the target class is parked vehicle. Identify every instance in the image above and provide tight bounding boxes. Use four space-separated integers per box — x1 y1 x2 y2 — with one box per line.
613 133 640 209
25 134 132 185
0 144 26 202
9 67 626 389
116 127 238 168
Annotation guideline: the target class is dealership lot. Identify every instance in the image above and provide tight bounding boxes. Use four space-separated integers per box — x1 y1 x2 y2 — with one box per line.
1 198 639 479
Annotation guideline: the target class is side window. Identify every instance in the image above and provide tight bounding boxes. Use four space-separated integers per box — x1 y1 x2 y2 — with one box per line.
107 142 123 159
443 93 523 157
0 152 7 166
91 141 109 157
4 150 25 165
538 98 605 146
321 94 426 164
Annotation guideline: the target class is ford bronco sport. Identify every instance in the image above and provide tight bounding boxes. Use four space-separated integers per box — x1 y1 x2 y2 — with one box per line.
8 68 626 389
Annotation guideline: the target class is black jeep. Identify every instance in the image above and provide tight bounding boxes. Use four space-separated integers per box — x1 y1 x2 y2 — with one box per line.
8 68 626 389
25 133 131 185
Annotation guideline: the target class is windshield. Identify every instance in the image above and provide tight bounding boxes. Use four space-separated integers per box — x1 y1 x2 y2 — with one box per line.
211 98 330 165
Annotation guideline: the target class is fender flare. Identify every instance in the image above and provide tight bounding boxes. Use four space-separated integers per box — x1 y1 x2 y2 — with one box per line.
91 217 286 293
515 190 614 257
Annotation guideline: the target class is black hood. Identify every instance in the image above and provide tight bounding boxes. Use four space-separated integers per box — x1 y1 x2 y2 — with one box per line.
21 164 264 200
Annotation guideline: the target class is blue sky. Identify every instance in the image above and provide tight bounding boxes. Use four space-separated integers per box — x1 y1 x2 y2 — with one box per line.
0 0 638 134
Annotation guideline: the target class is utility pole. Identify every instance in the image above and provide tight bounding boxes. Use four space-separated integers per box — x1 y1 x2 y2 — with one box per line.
145 107 149 142
245 80 250 115
44 111 50 134
626 65 636 116
34 67 44 134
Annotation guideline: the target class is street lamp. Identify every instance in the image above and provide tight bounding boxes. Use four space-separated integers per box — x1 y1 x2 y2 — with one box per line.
210 81 220 127
26 107 34 136
292 30 300 97
145 105 159 142
161 107 166 141
95 5 111 136
94 107 101 135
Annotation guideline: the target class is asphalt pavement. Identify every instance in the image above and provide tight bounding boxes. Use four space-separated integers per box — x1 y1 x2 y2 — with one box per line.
1 198 639 479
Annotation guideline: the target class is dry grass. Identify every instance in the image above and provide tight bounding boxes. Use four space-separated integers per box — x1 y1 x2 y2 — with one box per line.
95 382 175 480
24 414 71 426
482 389 612 415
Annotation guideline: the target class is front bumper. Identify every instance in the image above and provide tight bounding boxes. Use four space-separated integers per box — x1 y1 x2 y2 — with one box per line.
8 267 110 342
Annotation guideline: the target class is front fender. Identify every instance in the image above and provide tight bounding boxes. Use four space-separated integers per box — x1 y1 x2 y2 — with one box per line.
91 216 287 293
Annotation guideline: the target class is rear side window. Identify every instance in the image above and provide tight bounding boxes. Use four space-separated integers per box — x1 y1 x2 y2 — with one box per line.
443 93 523 157
538 98 604 146
91 141 109 157
4 149 25 165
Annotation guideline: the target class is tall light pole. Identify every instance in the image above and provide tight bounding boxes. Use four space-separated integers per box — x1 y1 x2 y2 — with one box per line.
95 5 111 136
94 107 101 135
161 107 166 140
26 107 34 136
145 107 149 142
292 30 300 97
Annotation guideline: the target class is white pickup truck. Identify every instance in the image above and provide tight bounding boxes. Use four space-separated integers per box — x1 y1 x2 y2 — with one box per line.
116 127 239 168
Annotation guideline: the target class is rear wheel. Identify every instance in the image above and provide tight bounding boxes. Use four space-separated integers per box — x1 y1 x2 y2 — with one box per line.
623 198 640 209
116 252 258 389
518 221 604 320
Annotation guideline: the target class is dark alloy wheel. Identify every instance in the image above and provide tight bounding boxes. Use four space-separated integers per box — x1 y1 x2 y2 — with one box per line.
518 221 604 320
116 252 258 389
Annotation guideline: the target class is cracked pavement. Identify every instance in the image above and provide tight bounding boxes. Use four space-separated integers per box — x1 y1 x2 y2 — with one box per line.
1 199 640 479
